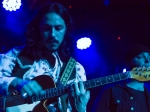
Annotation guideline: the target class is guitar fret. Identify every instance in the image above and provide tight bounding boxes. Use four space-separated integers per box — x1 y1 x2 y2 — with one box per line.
89 79 96 87
113 73 121 81
95 78 101 86
32 96 36 102
84 81 91 89
46 89 51 98
100 77 108 85
46 92 49 98
43 94 46 99
50 88 55 97
106 75 114 83
35 95 38 101
27 97 32 104
53 88 58 96
57 87 61 95
120 72 128 80
38 95 44 100
48 92 52 98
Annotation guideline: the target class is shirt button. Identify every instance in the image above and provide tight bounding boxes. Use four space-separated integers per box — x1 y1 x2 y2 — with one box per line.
131 107 134 111
130 96 133 100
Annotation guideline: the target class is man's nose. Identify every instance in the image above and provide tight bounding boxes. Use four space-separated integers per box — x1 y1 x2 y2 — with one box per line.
49 28 56 37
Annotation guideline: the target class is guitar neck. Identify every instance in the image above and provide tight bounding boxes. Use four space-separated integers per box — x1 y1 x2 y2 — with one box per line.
83 71 130 89
28 72 130 102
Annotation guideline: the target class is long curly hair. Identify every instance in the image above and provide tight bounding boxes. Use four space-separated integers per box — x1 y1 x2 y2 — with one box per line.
23 2 74 62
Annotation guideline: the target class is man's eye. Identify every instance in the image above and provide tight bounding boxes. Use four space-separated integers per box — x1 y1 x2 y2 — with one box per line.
55 26 63 31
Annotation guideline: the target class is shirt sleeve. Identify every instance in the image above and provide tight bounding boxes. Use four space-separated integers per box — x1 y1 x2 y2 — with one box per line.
0 48 20 95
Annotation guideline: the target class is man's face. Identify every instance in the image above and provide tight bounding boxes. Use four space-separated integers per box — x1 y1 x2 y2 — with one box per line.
40 12 66 52
131 52 150 67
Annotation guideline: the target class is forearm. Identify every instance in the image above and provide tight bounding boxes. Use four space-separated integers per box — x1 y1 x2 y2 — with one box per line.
0 54 16 95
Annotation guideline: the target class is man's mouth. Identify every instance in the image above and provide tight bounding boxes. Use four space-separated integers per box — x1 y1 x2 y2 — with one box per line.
46 39 59 44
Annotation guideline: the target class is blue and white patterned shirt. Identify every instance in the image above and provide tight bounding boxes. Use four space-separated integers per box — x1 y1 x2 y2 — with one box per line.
0 47 86 112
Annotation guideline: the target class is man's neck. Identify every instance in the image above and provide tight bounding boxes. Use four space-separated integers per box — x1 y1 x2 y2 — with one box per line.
126 80 144 91
43 50 56 68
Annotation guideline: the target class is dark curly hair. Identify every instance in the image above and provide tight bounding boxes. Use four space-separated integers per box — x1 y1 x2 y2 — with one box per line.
23 2 74 62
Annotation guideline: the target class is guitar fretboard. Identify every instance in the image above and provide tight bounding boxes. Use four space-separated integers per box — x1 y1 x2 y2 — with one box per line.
29 86 68 103
28 72 130 103
83 72 130 89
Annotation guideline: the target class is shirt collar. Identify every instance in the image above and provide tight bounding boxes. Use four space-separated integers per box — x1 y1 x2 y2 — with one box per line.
52 52 63 67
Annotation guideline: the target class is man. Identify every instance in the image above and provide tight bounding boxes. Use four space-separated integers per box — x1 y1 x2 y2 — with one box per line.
0 2 90 112
93 44 150 112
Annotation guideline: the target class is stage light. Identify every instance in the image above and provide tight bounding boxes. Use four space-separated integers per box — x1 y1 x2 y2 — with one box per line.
2 0 21 11
123 68 126 73
77 37 92 50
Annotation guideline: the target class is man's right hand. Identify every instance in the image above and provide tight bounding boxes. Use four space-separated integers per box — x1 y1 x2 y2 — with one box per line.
9 78 44 96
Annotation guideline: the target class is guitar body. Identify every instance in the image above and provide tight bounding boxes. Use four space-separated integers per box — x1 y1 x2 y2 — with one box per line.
32 75 58 112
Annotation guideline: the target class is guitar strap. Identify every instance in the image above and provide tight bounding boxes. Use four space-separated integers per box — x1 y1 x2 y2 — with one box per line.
57 57 76 112
59 57 76 86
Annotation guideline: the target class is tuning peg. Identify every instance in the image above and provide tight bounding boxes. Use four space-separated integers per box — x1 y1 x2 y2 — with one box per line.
139 73 142 76
144 67 150 71
135 71 140 74
135 71 142 76
142 66 147 71
138 67 142 71
132 68 136 71
133 67 138 71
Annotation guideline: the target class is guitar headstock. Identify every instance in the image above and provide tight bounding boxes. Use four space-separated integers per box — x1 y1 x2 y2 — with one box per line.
130 67 150 82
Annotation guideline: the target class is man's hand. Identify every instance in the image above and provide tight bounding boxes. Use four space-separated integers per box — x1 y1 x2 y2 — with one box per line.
9 78 44 97
69 81 90 112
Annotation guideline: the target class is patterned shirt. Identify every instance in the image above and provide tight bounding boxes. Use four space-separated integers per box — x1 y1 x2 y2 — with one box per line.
0 47 86 112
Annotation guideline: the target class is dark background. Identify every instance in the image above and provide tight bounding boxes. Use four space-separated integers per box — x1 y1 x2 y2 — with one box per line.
0 0 150 111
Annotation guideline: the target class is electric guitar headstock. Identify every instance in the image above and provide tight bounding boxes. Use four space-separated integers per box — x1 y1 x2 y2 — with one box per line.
130 67 150 82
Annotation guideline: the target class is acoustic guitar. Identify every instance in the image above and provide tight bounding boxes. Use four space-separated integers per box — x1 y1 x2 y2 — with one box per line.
2 67 150 112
